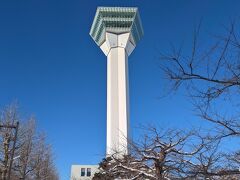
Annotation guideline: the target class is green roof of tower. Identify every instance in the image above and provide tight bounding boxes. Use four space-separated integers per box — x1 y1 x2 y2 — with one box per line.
90 7 144 46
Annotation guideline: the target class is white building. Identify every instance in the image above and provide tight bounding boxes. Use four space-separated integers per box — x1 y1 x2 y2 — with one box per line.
70 165 98 180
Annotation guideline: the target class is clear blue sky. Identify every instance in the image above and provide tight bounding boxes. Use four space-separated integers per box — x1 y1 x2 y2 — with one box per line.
0 0 239 179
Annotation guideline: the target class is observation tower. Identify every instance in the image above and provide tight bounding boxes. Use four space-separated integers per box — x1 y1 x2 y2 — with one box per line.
90 7 144 156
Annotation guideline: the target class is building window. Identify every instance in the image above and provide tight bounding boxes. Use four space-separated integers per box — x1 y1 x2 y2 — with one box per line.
87 168 91 177
81 168 85 176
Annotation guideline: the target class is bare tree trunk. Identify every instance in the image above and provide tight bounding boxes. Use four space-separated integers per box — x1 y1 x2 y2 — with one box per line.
2 133 10 180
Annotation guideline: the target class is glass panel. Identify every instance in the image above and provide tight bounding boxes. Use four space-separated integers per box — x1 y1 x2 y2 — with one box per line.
90 7 143 46
81 168 85 176
87 168 91 176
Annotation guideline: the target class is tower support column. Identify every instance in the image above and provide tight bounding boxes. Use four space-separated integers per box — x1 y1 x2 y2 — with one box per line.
100 32 135 155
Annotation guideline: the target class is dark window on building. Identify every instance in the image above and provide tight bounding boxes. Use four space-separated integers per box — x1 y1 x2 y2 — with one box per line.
81 168 85 176
87 168 91 177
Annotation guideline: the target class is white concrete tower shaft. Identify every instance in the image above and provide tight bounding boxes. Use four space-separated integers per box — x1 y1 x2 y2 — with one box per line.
100 32 135 155
90 7 143 156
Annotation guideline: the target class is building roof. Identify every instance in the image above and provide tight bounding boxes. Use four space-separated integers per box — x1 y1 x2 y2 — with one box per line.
90 7 144 46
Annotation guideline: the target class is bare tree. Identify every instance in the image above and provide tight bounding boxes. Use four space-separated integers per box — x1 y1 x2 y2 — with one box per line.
183 140 240 179
0 104 59 180
31 134 58 180
95 127 240 180
160 21 240 178
160 22 240 138
0 104 19 180
13 119 39 180
94 127 205 180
